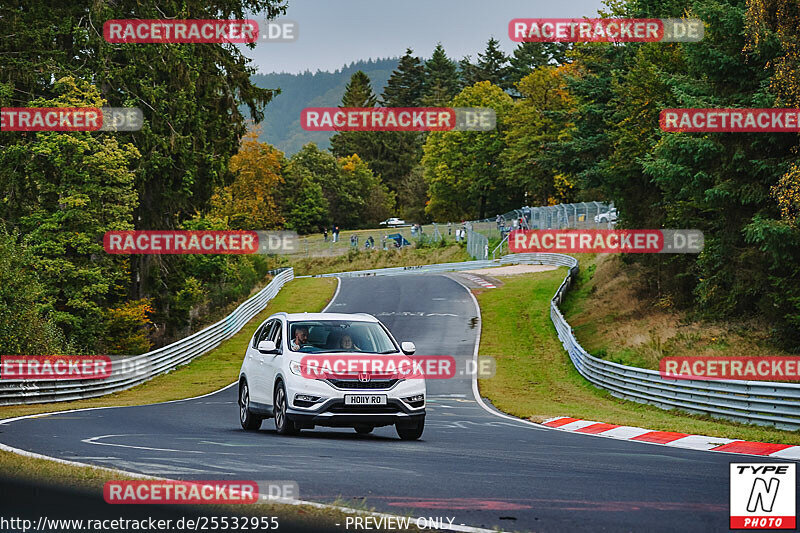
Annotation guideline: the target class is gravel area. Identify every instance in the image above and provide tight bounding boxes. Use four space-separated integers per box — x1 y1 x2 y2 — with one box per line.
465 264 559 276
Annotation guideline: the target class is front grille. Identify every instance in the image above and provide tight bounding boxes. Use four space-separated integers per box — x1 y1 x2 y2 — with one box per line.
327 404 402 414
327 379 399 390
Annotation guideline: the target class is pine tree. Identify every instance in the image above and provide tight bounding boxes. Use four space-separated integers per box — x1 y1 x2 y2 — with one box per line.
381 49 425 107
330 71 379 165
375 49 427 207
507 42 570 91
422 44 460 106
459 39 512 90
458 55 482 88
475 38 510 88
340 70 378 107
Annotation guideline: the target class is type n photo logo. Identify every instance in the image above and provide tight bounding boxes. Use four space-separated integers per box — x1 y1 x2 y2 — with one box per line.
730 463 796 529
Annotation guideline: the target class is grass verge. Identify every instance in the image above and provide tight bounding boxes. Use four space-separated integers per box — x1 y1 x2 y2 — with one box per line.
475 269 800 445
0 277 337 421
559 254 796 370
0 452 414 531
288 244 469 276
0 278 338 496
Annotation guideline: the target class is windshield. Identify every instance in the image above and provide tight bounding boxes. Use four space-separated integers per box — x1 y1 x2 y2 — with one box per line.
287 320 398 354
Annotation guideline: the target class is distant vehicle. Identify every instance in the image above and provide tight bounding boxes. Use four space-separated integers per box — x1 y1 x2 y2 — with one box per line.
594 208 618 224
386 233 411 248
380 217 405 227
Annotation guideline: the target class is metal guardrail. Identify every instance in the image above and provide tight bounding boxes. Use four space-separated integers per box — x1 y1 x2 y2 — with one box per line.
0 268 295 406
304 259 498 278
515 253 800 431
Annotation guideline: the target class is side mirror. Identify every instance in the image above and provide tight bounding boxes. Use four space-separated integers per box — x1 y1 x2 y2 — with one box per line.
258 340 280 354
401 342 416 355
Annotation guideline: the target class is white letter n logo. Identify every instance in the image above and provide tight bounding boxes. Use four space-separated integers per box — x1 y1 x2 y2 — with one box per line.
747 478 780 512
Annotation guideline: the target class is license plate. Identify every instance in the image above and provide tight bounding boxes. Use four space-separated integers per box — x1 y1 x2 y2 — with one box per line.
344 394 387 405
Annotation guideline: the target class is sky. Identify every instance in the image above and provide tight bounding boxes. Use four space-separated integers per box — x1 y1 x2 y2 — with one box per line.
242 0 608 74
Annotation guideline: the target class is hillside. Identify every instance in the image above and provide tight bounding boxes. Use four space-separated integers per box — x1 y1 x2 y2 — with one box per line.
251 58 397 155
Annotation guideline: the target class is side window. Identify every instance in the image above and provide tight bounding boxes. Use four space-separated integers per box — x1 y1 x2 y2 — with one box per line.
253 320 274 348
271 320 283 351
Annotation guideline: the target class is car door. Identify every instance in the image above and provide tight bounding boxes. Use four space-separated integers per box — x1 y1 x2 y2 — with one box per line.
247 319 274 405
262 318 284 406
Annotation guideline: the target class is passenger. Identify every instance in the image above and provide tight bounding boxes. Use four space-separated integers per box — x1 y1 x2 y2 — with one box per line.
339 334 360 351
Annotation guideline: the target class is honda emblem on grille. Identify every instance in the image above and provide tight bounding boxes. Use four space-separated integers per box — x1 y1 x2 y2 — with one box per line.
358 372 371 383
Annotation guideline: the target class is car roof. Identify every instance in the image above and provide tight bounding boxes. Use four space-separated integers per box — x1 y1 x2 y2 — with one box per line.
279 312 379 323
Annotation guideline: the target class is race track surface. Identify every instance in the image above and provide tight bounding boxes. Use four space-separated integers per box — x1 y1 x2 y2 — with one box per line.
0 274 777 531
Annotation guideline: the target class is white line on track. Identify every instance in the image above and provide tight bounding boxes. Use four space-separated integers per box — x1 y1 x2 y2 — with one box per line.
81 434 204 454
449 276 546 432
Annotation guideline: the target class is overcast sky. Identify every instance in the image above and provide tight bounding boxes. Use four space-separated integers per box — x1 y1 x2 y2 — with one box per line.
242 0 607 74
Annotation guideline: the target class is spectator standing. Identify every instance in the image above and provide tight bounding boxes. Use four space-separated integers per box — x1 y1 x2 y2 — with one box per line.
323 227 328 242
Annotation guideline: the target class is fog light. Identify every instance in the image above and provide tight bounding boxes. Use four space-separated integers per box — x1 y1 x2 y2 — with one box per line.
295 394 321 403
405 394 424 402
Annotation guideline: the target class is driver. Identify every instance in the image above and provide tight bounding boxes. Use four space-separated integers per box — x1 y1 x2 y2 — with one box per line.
290 326 309 351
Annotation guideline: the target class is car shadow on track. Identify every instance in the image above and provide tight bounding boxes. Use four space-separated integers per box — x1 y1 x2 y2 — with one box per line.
225 427 414 442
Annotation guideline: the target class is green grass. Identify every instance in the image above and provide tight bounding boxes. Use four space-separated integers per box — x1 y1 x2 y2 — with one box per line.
288 223 461 259
288 244 469 276
476 270 800 445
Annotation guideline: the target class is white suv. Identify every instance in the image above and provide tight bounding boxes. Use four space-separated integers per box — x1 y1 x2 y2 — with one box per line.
594 208 618 224
238 312 426 440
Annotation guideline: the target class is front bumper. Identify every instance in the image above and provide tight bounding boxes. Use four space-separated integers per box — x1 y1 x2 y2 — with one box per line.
286 397 425 428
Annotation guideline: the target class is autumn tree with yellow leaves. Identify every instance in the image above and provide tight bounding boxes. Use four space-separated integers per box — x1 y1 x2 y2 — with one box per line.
210 126 285 230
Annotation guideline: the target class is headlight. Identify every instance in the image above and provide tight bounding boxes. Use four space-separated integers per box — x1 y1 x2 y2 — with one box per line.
289 360 304 376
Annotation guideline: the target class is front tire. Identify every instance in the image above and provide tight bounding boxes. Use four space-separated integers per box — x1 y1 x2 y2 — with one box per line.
396 419 424 440
274 383 300 435
239 382 262 431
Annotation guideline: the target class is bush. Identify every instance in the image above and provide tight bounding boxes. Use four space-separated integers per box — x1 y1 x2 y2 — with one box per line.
0 229 68 355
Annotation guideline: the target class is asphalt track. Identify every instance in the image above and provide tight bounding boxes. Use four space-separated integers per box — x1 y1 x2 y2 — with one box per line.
0 273 789 532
